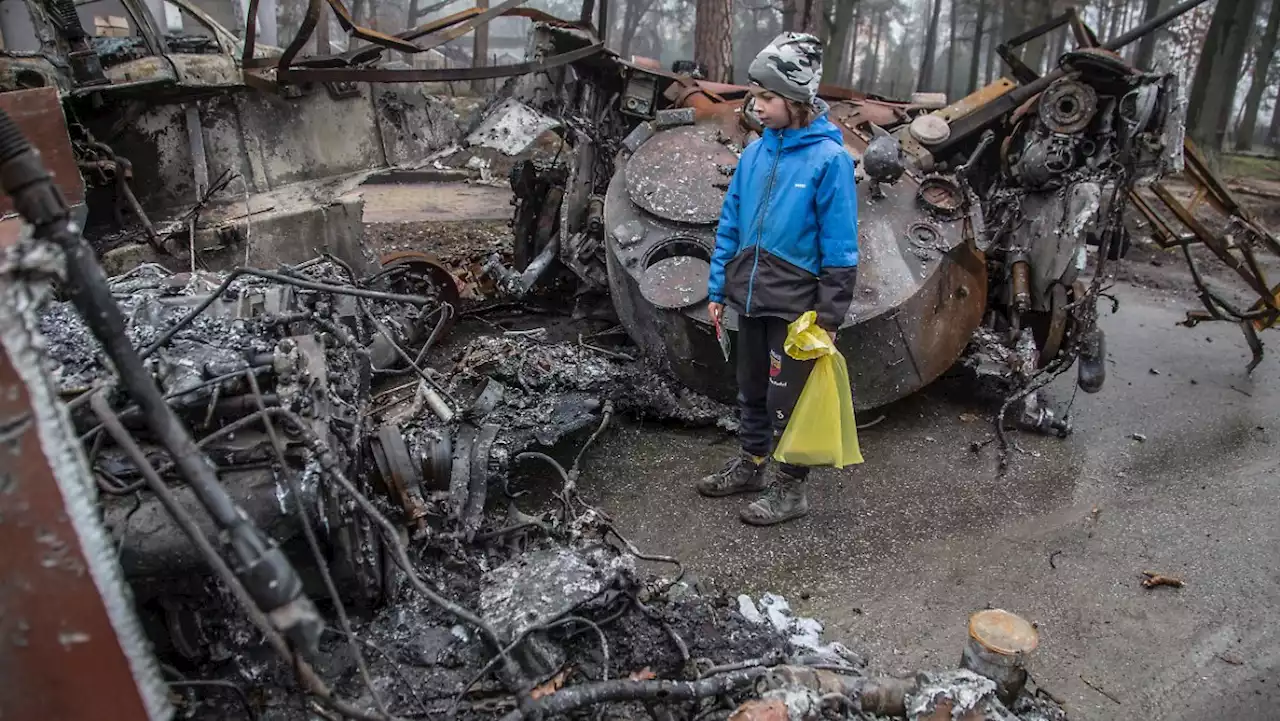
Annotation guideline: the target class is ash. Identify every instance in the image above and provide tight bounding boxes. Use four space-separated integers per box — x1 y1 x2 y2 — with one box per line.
448 333 734 429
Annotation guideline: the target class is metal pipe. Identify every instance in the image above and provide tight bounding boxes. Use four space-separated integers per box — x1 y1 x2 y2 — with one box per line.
1011 258 1031 312
1104 0 1211 52
519 236 561 293
421 382 456 424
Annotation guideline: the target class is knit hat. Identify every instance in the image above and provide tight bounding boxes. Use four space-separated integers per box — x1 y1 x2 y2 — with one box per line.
747 32 823 104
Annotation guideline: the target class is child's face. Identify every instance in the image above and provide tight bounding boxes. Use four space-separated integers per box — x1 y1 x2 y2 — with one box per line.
750 90 792 130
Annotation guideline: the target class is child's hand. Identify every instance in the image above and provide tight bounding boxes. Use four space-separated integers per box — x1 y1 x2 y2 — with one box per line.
708 302 724 324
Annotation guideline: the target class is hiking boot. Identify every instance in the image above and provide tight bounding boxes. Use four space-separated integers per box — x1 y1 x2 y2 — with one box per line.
740 468 809 526
696 453 769 498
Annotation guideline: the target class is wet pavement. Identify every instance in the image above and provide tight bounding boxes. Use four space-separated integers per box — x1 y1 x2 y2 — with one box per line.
576 279 1280 721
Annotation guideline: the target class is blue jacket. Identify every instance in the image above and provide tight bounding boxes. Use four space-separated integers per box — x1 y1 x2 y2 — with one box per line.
707 105 859 329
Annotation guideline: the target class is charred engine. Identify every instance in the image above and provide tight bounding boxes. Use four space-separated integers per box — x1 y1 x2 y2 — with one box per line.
39 245 724 665
968 54 1184 436
51 265 398 660
1005 64 1179 193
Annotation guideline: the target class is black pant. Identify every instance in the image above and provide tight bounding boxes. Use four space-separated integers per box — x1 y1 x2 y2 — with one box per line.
736 315 815 477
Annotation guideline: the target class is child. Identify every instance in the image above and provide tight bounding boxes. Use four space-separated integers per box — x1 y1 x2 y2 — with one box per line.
699 32 859 526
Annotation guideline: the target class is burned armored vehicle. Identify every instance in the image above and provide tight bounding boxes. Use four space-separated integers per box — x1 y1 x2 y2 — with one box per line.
506 0 1275 435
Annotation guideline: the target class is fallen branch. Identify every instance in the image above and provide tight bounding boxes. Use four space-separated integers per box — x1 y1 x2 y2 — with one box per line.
1141 571 1184 589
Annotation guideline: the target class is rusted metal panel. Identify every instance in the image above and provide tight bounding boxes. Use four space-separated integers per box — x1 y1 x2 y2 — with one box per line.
1152 182 1274 300
0 89 82 218
934 79 1017 123
625 123 737 224
0 57 68 94
102 56 180 86
0 293 159 720
168 55 243 87
828 101 909 138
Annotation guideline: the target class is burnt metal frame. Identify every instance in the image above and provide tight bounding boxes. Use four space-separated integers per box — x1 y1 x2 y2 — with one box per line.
995 7 1098 84
1128 140 1280 340
239 0 609 85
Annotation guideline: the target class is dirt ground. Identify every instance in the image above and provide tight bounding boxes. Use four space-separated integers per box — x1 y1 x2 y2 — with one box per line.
573 279 1280 721
360 181 514 266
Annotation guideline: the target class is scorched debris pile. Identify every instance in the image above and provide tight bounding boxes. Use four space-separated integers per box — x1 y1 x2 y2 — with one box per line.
0 88 1071 715
23 252 1072 721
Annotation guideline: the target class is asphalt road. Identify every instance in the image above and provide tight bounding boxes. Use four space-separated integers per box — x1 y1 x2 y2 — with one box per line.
577 279 1280 721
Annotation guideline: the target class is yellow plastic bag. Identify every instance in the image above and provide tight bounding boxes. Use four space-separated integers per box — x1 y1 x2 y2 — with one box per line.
773 311 864 468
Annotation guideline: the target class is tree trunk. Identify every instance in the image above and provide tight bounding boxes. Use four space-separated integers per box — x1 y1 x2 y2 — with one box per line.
792 0 824 34
866 11 881 90
1188 0 1260 152
1105 0 1124 40
998 0 1024 68
919 0 944 91
945 0 958 97
620 5 635 57
1022 0 1054 74
890 35 913 96
471 0 488 92
1267 88 1280 147
823 0 856 83
1050 23 1067 67
1122 0 1141 61
1133 0 1163 69
846 1 860 85
969 0 988 92
399 0 418 62
348 0 368 46
694 0 733 82
315 2 330 55
862 10 884 92
1235 0 1280 150
619 0 656 58
985 0 1000 82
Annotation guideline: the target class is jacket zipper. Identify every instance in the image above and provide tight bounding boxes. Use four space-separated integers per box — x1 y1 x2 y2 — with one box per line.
745 135 784 314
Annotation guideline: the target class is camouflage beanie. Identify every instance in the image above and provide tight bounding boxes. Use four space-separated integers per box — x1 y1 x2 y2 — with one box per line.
747 32 823 104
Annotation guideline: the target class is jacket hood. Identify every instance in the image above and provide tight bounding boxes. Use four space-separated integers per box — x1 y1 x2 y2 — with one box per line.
762 99 845 151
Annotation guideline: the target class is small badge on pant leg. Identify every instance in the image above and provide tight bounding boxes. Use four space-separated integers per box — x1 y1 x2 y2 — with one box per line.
769 350 787 388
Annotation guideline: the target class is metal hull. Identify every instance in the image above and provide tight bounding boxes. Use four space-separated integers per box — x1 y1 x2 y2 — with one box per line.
603 117 988 411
